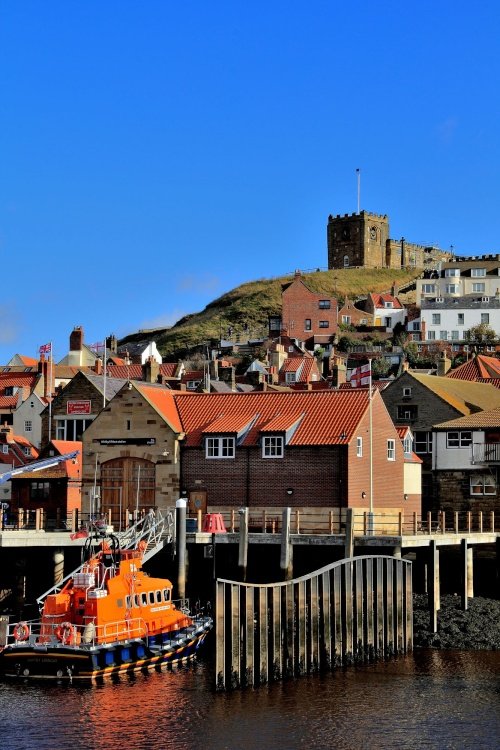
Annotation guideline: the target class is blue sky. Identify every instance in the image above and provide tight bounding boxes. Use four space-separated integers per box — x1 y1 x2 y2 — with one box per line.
1 2 499 362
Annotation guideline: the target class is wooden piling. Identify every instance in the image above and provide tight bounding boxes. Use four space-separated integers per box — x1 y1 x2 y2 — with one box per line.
215 555 413 691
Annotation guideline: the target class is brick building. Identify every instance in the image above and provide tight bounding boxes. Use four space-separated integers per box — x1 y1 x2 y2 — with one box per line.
279 271 338 346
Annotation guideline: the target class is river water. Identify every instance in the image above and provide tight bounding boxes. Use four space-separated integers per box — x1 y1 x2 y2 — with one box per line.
1 647 499 750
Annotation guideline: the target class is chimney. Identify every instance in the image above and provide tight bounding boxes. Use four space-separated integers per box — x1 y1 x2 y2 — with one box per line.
331 361 347 387
437 350 451 376
391 281 399 298
142 356 160 383
69 326 84 352
94 358 103 375
209 359 219 380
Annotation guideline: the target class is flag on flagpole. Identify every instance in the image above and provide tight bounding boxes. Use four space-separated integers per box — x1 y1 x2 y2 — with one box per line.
89 340 106 353
349 362 371 388
39 342 52 355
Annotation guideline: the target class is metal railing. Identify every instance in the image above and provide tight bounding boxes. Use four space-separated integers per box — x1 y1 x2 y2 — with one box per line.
472 442 500 464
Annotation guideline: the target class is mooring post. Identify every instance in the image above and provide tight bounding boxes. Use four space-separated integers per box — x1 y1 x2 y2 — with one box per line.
344 507 354 559
461 539 468 610
53 549 64 585
281 507 293 580
238 507 249 582
467 545 474 599
176 497 187 599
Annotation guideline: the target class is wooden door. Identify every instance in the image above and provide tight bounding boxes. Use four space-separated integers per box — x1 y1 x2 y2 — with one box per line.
100 457 155 526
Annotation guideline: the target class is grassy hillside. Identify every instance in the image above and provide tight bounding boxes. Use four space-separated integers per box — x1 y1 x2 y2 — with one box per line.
120 268 420 358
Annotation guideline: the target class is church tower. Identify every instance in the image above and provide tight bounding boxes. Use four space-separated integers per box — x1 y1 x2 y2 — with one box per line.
327 211 390 270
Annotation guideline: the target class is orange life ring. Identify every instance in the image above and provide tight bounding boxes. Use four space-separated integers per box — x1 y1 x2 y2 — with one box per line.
56 621 76 645
13 621 30 642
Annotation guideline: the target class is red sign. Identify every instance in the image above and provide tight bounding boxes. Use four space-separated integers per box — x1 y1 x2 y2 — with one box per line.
67 400 91 415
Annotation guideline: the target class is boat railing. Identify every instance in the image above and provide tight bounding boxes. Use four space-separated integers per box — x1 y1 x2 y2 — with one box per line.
4 616 151 649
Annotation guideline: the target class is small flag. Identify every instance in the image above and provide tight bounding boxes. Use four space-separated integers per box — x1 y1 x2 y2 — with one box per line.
349 362 371 388
39 342 52 355
90 340 106 352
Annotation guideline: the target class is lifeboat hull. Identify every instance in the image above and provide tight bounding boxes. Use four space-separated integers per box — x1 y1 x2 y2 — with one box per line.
0 618 212 681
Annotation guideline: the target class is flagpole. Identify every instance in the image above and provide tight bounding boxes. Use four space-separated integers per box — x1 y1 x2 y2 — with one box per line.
48 343 53 443
368 357 374 535
103 338 107 409
356 168 360 214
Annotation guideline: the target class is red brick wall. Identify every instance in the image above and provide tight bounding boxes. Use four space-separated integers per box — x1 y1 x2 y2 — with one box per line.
181 445 348 508
282 278 338 338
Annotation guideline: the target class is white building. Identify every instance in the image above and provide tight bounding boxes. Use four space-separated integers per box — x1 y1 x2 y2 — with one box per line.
421 296 500 345
416 254 500 306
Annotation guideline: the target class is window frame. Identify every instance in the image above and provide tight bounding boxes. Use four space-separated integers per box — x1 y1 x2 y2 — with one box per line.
470 474 496 496
205 436 236 459
446 431 472 448
387 439 396 461
262 435 284 458
356 437 363 457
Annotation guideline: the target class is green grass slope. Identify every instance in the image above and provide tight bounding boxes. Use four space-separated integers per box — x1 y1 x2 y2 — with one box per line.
120 268 420 358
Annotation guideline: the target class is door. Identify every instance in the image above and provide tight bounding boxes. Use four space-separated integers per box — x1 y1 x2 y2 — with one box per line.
100 457 155 526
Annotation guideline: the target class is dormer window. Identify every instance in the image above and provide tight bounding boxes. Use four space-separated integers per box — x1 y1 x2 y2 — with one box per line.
384 301 393 308
262 436 284 458
445 268 460 277
285 372 296 384
206 437 235 459
471 268 486 277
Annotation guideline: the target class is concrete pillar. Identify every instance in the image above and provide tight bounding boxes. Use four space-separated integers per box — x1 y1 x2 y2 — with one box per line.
344 508 354 559
429 541 440 633
53 549 64 586
176 498 187 600
392 546 402 559
280 507 293 580
238 507 249 582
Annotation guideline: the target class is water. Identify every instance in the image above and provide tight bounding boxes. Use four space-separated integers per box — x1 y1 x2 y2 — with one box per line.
1 649 499 750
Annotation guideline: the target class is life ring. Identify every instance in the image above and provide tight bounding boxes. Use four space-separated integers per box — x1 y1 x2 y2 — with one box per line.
55 622 76 645
13 621 30 642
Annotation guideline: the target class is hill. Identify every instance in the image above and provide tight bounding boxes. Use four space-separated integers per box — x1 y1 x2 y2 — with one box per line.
119 268 420 358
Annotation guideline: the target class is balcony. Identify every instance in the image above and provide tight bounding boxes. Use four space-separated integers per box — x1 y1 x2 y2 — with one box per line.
472 442 500 464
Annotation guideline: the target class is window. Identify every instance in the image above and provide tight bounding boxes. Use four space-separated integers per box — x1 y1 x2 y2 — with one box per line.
387 439 396 461
445 268 460 277
24 420 32 432
397 405 418 421
427 331 436 340
206 436 235 459
458 313 464 325
472 283 485 292
440 331 448 340
384 301 393 308
341 315 351 325
356 437 363 457
30 481 50 501
163 588 171 602
262 436 284 458
421 284 435 294
56 418 93 441
304 319 312 331
411 322 420 331
319 320 329 328
432 314 441 325
470 474 496 496
186 380 201 390
2 445 8 454
415 431 432 454
23 446 30 456
446 431 472 448
318 300 331 309
4 387 14 396
285 372 296 384
403 435 412 455
481 313 490 324
126 420 131 431
471 268 486 277
451 331 459 341
343 255 349 268
403 387 412 397
446 285 459 294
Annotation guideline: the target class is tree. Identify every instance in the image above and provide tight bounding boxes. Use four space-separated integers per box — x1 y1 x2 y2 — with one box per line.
464 323 497 348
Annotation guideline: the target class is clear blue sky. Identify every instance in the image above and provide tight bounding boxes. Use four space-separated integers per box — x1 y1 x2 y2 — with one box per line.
1 2 499 362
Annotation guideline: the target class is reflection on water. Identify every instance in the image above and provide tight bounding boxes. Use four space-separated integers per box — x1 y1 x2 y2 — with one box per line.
1 650 499 750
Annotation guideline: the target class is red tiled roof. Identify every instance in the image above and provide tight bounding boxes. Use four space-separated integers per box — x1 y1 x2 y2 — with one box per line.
106 364 143 380
173 390 374 447
0 372 38 388
396 425 411 439
369 293 403 309
133 383 183 433
260 414 304 432
0 396 17 408
447 355 500 381
18 355 38 366
282 359 303 373
202 414 256 434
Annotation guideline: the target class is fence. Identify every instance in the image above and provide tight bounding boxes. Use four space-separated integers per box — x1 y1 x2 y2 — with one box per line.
215 555 412 690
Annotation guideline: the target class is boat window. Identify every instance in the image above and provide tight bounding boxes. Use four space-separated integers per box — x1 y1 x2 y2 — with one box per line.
149 592 155 605
126 595 131 609
134 594 140 608
156 590 162 603
163 589 170 601
141 592 148 606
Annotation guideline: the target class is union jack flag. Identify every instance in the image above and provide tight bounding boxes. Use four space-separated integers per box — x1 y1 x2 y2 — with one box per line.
39 342 52 355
